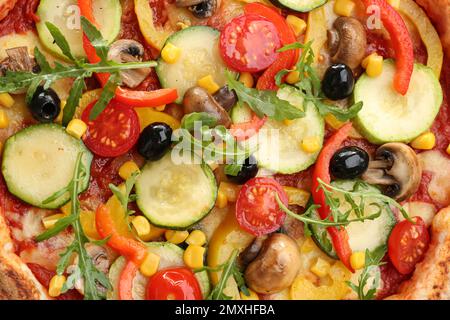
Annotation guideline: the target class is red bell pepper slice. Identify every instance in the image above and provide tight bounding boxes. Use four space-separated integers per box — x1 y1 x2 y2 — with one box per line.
230 115 267 141
78 0 178 108
362 0 414 95
95 204 147 265
118 260 139 300
311 123 354 272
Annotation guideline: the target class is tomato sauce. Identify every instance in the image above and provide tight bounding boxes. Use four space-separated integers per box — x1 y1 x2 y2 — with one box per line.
0 0 39 37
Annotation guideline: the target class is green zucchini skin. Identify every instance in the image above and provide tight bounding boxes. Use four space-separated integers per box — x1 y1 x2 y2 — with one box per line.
269 0 327 12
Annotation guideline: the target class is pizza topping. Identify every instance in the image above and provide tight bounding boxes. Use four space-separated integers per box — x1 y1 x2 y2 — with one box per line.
188 0 218 19
330 146 370 180
322 63 355 100
0 46 37 76
211 85 238 112
137 123 173 161
362 143 422 201
29 86 61 123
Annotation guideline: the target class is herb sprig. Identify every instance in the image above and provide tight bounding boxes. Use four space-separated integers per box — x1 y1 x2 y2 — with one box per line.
36 153 111 300
109 171 140 217
0 18 156 125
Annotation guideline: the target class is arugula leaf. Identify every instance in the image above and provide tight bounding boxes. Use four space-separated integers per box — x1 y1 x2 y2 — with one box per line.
226 71 305 121
224 163 243 177
80 17 109 61
315 100 363 122
62 77 86 126
88 72 120 121
181 112 218 131
34 47 51 73
109 170 140 217
45 22 77 63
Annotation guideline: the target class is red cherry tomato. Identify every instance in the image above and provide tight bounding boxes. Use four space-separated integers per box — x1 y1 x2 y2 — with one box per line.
236 177 288 236
82 99 140 158
220 14 282 72
388 216 430 275
146 267 202 300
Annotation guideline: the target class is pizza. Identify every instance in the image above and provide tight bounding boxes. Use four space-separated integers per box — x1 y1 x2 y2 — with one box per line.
0 0 448 301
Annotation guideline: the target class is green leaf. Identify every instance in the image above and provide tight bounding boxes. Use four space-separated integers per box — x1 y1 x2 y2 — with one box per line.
45 22 77 62
181 112 218 131
226 71 305 121
88 72 120 120
315 100 363 122
56 243 77 275
207 250 240 300
35 214 78 242
34 47 51 73
25 78 42 105
224 163 242 177
62 77 86 126
80 17 108 61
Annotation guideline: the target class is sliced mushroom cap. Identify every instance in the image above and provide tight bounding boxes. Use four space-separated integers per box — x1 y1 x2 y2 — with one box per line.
67 244 110 296
238 235 268 268
244 233 301 294
107 39 151 88
183 86 232 127
212 85 238 112
0 46 38 76
362 143 422 201
327 17 367 70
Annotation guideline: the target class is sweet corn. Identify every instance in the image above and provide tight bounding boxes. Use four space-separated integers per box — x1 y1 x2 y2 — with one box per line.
387 0 400 9
165 230 189 244
186 230 207 246
334 0 355 17
183 245 205 269
411 132 436 150
61 202 72 216
240 289 259 300
119 161 140 180
216 190 228 209
0 93 14 108
198 75 220 94
161 43 181 64
176 21 190 30
350 251 366 270
140 252 160 277
143 225 166 241
301 136 321 153
155 105 166 112
56 100 67 123
48 275 66 297
219 182 241 203
446 144 450 156
42 214 66 229
301 237 317 254
283 119 294 126
80 210 100 239
362 53 383 77
286 70 300 85
239 72 254 88
66 119 87 139
0 110 9 129
131 216 152 239
286 15 307 37
311 257 331 278
283 186 310 207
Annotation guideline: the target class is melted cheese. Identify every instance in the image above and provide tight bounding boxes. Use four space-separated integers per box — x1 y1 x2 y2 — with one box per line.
418 150 450 206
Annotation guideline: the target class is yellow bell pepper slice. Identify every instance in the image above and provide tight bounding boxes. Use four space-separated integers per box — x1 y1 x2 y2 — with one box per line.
305 6 328 67
398 0 443 77
134 108 180 131
134 0 173 51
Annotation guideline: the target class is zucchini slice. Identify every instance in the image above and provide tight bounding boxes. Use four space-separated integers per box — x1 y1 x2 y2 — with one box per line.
107 242 210 300
2 124 93 209
36 0 121 59
231 86 325 174
156 26 232 103
354 60 443 144
135 153 217 229
309 180 396 258
270 0 327 12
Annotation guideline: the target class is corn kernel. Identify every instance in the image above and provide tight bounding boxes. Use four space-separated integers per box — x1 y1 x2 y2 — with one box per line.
286 70 300 85
119 161 140 180
283 119 294 126
362 53 383 77
286 15 307 37
301 136 321 153
61 202 72 216
80 210 100 239
161 42 182 64
176 21 190 30
186 230 207 246
301 237 316 254
283 186 311 207
240 289 259 300
131 216 152 239
0 93 15 108
446 144 450 156
334 0 355 17
198 75 220 95
219 182 241 202
183 245 205 269
411 132 436 150
310 257 331 278
140 252 160 277
42 214 66 229
155 105 166 112
56 100 67 123
66 119 87 139
350 251 366 270
387 0 400 9
239 72 254 88
215 190 228 209
165 230 189 244
48 275 66 297
0 110 9 129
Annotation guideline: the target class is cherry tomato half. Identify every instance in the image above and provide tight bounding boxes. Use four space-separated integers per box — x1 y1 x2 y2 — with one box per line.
220 14 282 72
82 99 141 158
236 177 288 236
146 267 202 300
388 216 430 275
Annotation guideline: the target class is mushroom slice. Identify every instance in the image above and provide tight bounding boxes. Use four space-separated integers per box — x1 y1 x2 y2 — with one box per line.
183 86 232 128
0 46 38 76
362 143 422 201
244 233 301 295
327 17 367 70
107 39 151 88
67 244 111 296
238 235 268 268
212 85 238 112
